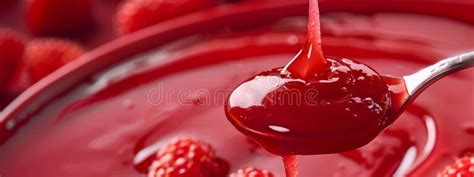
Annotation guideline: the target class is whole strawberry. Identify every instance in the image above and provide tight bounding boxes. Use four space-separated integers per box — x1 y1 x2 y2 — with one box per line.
116 0 218 35
148 137 228 177
0 29 25 91
24 39 86 82
230 167 274 177
25 0 93 35
438 156 474 177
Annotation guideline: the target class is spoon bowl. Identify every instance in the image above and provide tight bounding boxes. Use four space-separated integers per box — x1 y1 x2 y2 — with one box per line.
225 51 474 155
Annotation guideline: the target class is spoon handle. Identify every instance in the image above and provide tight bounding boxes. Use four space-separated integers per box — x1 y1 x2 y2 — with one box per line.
403 51 474 97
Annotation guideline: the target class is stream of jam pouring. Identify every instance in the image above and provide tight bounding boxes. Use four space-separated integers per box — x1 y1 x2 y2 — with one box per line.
282 0 326 80
225 0 400 176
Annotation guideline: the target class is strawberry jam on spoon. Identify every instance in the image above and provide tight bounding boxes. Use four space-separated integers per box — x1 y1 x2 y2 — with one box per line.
226 0 393 156
225 0 474 176
225 0 394 176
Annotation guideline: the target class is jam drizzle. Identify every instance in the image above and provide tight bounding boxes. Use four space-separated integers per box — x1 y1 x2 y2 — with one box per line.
283 0 327 80
283 155 299 177
281 0 326 175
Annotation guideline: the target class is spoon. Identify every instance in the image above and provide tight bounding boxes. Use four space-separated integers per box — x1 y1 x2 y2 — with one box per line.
225 51 474 156
393 51 474 116
224 0 474 161
225 0 473 175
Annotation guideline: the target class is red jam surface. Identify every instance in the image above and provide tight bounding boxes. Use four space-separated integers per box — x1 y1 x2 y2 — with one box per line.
0 4 473 177
225 57 393 155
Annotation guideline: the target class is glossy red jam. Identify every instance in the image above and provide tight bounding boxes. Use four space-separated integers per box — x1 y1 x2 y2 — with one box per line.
225 0 407 159
225 57 394 155
0 2 473 177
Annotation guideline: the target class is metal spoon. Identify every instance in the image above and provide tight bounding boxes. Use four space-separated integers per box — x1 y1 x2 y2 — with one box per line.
389 51 474 117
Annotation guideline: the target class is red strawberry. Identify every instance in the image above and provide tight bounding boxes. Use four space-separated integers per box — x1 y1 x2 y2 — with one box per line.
116 0 218 35
0 29 25 91
438 156 474 177
25 0 93 35
24 39 86 82
148 137 228 177
230 167 274 177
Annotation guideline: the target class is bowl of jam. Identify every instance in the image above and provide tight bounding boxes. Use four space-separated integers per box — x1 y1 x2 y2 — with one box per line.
0 1 472 177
